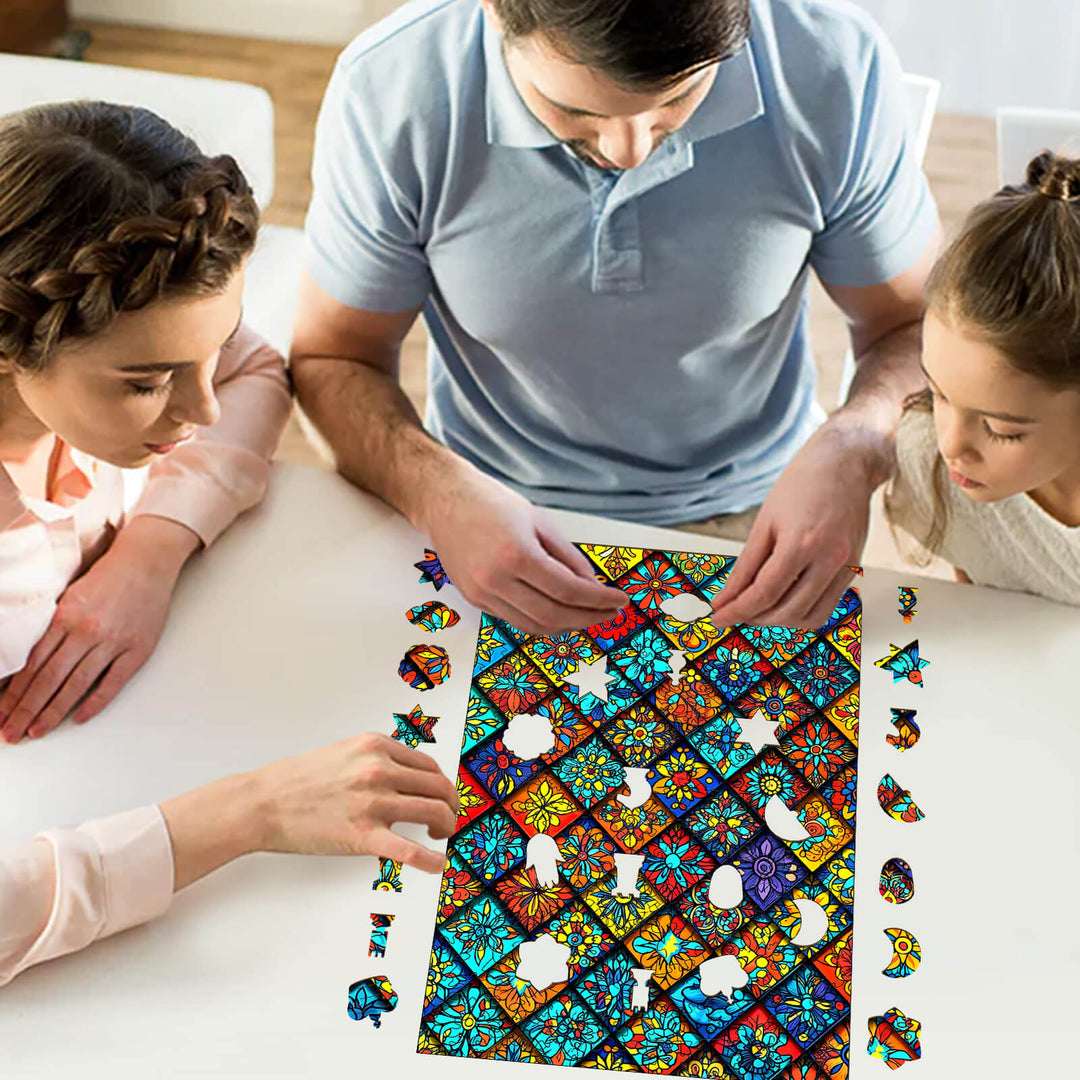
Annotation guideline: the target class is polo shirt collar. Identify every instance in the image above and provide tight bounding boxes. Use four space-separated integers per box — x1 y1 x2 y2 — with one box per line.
484 12 764 152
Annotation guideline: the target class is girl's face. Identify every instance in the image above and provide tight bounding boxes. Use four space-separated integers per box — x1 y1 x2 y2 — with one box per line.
921 310 1080 504
2 272 243 469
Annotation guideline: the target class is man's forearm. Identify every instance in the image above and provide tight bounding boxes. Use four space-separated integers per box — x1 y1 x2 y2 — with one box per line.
830 319 925 486
292 358 464 530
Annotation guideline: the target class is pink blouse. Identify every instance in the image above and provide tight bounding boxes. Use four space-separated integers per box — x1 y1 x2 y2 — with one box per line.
0 324 290 987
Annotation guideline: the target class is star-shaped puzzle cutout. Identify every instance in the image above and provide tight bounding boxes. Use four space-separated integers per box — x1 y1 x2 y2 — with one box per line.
732 708 780 755
563 655 615 702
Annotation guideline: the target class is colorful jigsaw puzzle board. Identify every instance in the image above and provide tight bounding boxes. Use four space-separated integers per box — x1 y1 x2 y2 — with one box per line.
418 546 860 1077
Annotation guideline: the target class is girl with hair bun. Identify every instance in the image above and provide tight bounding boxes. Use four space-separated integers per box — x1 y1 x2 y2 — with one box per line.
0 103 460 989
887 151 1080 603
0 101 291 736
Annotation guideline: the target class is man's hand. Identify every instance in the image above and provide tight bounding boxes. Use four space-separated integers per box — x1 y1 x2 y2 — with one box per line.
416 460 628 636
710 415 889 629
0 516 199 743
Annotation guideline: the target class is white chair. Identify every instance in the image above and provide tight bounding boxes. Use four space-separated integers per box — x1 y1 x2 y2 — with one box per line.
996 106 1080 187
0 52 305 358
835 73 941 406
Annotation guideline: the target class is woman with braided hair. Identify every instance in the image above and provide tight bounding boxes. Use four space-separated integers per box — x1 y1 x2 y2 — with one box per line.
886 151 1080 602
0 103 459 987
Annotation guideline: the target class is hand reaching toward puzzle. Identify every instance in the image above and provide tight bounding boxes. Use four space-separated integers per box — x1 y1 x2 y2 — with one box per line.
160 732 459 890
415 461 627 635
710 418 875 628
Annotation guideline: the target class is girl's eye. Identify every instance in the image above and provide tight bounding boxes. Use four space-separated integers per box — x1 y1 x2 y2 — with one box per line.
984 422 1025 443
126 379 172 397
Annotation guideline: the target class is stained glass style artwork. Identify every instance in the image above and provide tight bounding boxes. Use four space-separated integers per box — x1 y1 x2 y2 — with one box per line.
848 567 864 576
373 858 403 893
887 708 920 752
369 913 396 958
882 928 921 979
897 587 917 623
867 1007 922 1068
392 705 439 747
408 601 461 633
877 775 925 823
416 549 452 591
419 546 861 1073
348 976 398 1027
879 859 914 905
399 644 451 691
873 641 928 687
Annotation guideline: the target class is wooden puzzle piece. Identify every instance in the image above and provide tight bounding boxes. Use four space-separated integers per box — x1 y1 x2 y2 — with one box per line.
874 641 929 686
879 858 914 904
867 1007 922 1068
372 858 403 893
878 774 926 823
407 601 461 632
391 705 439 747
368 913 396 958
898 587 918 623
348 976 398 1027
882 927 921 978
887 708 920 751
415 549 451 590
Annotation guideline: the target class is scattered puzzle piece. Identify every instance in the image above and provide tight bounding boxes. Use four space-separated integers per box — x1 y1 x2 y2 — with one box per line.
887 708 920 752
868 1007 922 1068
398 644 451 691
879 858 914 904
878 774 925 822
874 641 929 686
368 913 396 958
882 928 921 978
372 858 403 893
415 549 451 590
348 976 398 1027
898 586 918 623
392 705 439 747
407 601 461 632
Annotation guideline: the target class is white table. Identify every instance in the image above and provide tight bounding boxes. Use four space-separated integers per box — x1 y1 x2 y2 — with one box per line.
0 463 1076 1077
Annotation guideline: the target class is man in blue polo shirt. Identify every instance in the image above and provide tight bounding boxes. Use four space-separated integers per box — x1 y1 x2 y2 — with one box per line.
292 0 941 631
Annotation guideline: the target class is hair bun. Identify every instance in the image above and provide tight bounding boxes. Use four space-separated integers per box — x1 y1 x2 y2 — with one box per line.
1027 150 1080 202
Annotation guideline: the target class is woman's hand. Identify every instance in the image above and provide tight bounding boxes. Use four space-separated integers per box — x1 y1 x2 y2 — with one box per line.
0 516 199 743
161 733 460 890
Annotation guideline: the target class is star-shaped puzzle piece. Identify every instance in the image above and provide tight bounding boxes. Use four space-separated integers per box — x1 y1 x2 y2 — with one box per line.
391 705 439 747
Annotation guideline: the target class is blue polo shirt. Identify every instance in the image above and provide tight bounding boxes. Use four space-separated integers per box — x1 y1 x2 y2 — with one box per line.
304 0 938 525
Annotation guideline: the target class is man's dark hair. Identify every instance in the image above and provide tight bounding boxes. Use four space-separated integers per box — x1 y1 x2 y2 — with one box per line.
491 0 752 89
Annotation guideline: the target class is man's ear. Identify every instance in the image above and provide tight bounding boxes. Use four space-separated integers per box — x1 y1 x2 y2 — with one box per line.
479 0 503 34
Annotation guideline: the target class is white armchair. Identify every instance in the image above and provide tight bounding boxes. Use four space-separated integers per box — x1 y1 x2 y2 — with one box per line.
0 52 305 357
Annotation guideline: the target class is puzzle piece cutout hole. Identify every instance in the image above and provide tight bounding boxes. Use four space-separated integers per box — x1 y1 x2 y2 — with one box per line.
698 954 750 1002
503 713 556 760
617 767 652 809
788 896 829 947
764 794 811 841
707 864 744 910
516 933 571 991
613 853 645 897
630 967 653 1010
525 833 563 888
659 593 714 624
562 654 615 702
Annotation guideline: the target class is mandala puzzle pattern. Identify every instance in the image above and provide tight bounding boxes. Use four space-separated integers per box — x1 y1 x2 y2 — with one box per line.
398 644 451 691
886 709 920 752
873 641 928 687
408 601 461 633
415 549 452 591
877 775 925 823
882 928 920 979
348 976 398 1027
419 546 861 1076
897 587 917 624
879 859 914 905
373 858 403 893
392 705 439 747
369 913 396 958
867 1007 922 1069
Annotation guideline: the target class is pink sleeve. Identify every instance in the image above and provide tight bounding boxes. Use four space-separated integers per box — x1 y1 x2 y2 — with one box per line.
0 806 174 988
129 324 292 546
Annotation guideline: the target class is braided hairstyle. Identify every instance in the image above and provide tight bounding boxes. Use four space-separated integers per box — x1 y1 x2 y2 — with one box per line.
0 101 259 373
887 150 1080 558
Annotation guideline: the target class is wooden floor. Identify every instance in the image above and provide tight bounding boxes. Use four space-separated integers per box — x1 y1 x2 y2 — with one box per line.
74 19 998 574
